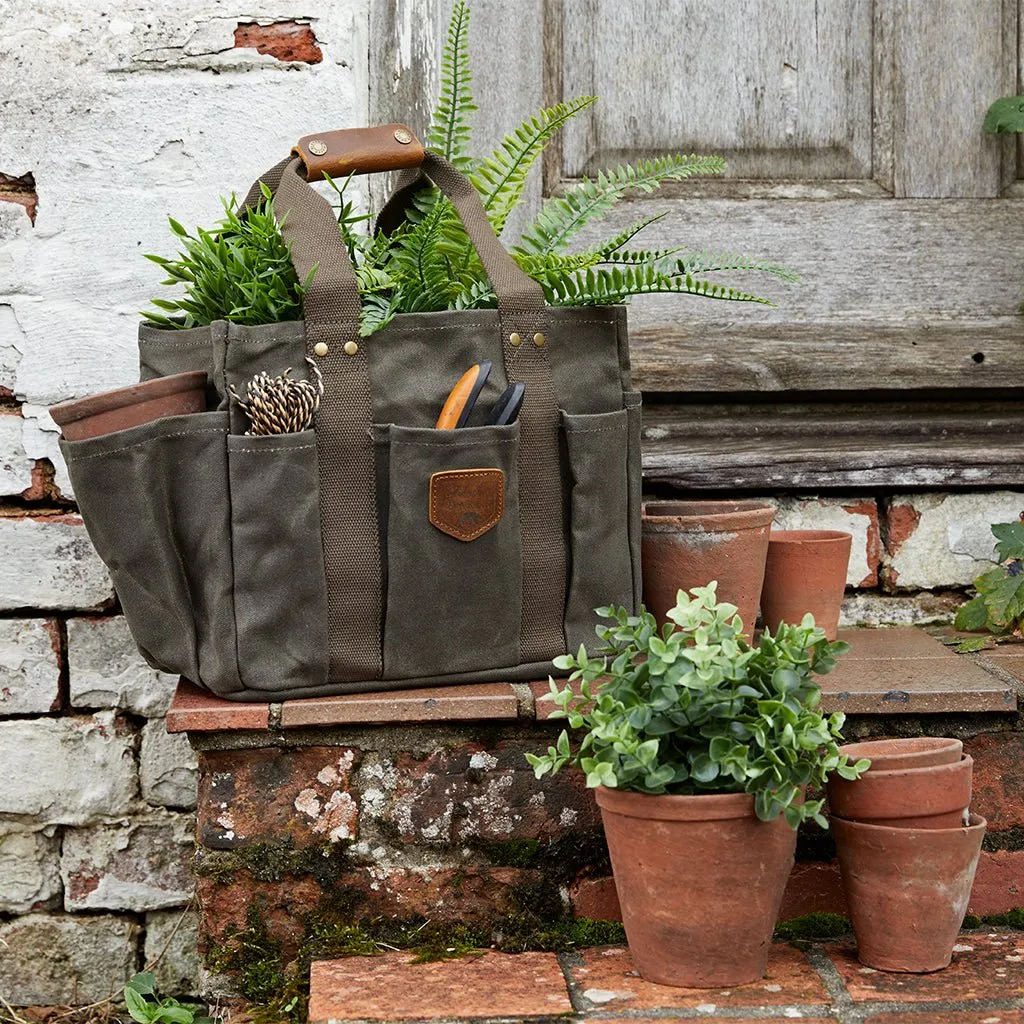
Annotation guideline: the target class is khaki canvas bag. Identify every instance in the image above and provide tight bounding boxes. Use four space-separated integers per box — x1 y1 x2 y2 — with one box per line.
61 127 642 702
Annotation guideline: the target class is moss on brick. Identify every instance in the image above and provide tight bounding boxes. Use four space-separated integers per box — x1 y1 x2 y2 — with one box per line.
774 912 851 940
196 839 353 885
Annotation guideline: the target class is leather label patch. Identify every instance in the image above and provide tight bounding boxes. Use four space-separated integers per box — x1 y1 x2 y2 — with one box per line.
429 468 505 542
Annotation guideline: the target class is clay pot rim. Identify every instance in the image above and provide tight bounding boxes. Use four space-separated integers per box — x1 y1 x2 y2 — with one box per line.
641 500 775 532
596 786 763 821
768 529 854 545
841 753 972 781
838 737 963 770
49 371 208 427
832 811 986 835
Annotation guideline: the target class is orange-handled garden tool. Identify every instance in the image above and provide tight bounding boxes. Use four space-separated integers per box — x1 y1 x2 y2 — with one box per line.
435 360 492 429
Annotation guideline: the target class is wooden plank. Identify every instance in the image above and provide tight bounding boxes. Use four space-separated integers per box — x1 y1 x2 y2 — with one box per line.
891 0 1016 197
573 197 1024 334
631 320 1024 393
369 0 546 241
560 0 874 180
639 397 1024 490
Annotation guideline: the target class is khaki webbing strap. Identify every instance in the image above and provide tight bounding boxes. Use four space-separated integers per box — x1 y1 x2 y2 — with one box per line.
274 161 383 682
421 154 567 664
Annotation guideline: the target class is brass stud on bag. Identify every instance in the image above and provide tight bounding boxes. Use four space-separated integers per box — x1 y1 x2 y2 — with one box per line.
394 129 414 145
313 342 329 357
533 332 546 347
308 140 328 156
509 332 522 347
344 340 359 356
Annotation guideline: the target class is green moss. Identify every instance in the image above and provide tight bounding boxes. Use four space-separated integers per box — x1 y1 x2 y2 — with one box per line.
478 838 543 867
962 914 983 928
774 913 851 940
197 839 353 886
979 907 1024 928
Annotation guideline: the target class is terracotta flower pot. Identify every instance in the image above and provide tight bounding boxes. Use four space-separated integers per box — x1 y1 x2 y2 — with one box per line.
833 813 986 972
596 787 796 987
49 371 208 441
826 754 972 829
759 529 852 640
837 737 963 773
640 500 775 635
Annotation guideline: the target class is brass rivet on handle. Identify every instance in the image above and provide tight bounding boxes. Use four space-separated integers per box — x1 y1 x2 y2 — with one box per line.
509 332 522 347
344 340 359 356
533 332 546 347
313 342 329 357
394 129 413 145
308 140 328 156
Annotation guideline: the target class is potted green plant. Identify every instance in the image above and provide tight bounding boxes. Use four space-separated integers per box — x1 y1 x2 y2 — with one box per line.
527 583 866 988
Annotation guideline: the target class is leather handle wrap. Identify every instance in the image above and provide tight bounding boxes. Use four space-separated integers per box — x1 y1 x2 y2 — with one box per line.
293 124 425 182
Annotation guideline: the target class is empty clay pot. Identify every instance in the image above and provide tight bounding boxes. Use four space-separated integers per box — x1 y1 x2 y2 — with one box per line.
596 787 796 987
759 529 852 640
833 813 986 972
640 500 775 635
837 737 963 773
49 371 208 441
826 754 972 829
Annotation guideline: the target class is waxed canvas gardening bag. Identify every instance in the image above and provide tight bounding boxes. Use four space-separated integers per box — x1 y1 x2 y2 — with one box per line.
61 126 642 701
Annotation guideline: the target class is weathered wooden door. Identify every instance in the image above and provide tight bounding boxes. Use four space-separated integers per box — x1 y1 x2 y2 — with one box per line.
372 0 1024 490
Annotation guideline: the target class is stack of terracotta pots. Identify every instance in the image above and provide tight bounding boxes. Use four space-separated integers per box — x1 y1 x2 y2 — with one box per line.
826 737 986 973
640 501 852 639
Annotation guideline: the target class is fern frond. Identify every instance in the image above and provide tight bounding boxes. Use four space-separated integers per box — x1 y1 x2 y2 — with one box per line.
539 265 775 307
587 213 669 257
513 249 603 276
515 155 726 256
670 251 800 282
425 1 476 171
452 279 498 310
598 247 683 266
471 96 597 235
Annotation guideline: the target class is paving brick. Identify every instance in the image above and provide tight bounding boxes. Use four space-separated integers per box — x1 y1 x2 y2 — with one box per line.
197 746 359 849
0 913 139 1004
145 908 200 998
0 712 137 824
360 741 601 846
828 931 1024 1002
280 682 519 728
68 615 178 717
61 814 195 911
884 492 1024 590
772 497 881 587
166 679 270 733
0 617 61 714
864 1013 1024 1024
0 515 113 610
141 720 198 809
0 824 62 913
567 943 828 1012
308 951 572 1022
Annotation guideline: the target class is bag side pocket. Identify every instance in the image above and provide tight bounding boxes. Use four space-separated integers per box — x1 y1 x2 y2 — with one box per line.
562 406 634 651
60 411 240 693
623 391 643 612
227 430 329 692
382 421 521 678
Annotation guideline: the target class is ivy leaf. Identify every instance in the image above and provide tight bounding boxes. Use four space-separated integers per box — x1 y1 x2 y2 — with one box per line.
983 95 1024 134
955 594 990 632
981 572 1024 627
992 521 1024 561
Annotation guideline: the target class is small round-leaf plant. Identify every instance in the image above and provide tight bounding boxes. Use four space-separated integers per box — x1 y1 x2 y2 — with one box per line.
526 584 869 830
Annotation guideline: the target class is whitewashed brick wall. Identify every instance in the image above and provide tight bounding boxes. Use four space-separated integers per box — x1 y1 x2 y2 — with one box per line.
0 0 1019 1006
0 0 366 1004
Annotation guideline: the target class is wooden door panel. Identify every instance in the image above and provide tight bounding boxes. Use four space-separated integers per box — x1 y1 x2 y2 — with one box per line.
561 0 874 180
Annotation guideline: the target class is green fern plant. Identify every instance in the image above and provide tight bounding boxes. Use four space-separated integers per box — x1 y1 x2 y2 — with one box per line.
144 1 795 336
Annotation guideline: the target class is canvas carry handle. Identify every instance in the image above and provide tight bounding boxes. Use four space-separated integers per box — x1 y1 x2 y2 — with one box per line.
238 135 567 680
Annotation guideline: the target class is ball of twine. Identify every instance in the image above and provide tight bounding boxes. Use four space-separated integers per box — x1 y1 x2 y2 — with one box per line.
229 357 324 435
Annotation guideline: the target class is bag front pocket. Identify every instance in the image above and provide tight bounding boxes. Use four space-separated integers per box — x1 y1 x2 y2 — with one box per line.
562 405 635 651
61 411 240 692
382 421 522 678
227 430 329 692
